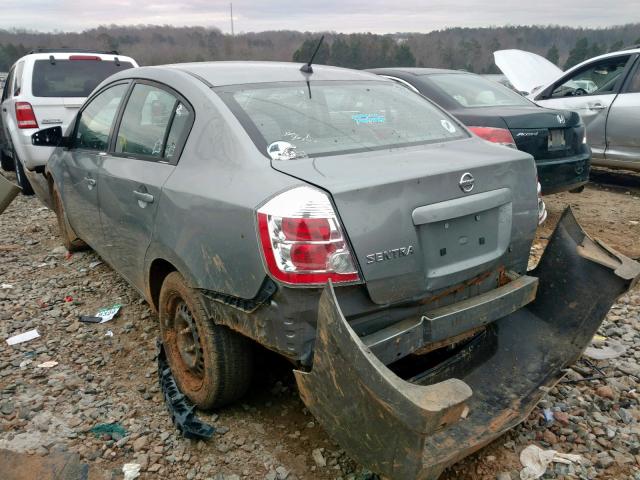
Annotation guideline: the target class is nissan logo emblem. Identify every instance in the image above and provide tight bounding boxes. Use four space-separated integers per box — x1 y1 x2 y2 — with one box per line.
459 172 475 193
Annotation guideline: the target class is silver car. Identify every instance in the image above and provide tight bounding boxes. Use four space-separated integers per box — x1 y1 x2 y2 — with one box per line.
31 61 639 480
496 48 640 171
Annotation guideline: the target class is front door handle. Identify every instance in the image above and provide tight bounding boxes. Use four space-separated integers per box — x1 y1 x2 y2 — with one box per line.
84 176 96 187
588 102 606 110
133 190 154 204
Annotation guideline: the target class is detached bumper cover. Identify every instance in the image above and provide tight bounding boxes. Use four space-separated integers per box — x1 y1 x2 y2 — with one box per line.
294 207 640 480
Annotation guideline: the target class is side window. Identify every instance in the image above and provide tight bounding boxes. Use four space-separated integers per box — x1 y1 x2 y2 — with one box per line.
2 68 14 102
115 84 177 159
164 102 192 160
551 55 630 98
13 61 24 97
625 62 640 93
75 83 128 151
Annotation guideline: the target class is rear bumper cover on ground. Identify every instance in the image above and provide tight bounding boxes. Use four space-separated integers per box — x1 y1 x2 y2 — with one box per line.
294 207 640 480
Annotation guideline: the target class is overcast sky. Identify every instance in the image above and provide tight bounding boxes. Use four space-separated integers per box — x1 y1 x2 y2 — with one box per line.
3 0 639 33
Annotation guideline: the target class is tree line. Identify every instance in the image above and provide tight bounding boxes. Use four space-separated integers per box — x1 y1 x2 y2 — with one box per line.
1 23 639 73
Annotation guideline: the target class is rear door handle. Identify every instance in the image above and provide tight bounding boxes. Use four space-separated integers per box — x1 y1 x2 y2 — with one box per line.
84 176 96 187
133 190 154 204
588 102 606 110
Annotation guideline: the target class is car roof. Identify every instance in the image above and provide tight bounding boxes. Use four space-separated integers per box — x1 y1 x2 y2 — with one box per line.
164 61 382 86
368 67 471 77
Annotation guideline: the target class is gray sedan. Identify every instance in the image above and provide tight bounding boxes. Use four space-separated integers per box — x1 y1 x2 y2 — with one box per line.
31 62 639 480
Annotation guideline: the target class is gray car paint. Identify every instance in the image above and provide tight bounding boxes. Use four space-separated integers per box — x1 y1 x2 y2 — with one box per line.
47 61 538 343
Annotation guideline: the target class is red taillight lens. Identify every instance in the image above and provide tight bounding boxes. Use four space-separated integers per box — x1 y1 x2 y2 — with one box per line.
468 126 516 149
69 55 101 61
15 102 38 129
257 187 360 286
281 217 331 241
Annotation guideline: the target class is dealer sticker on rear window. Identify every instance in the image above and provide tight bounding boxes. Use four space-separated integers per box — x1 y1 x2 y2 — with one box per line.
352 113 386 125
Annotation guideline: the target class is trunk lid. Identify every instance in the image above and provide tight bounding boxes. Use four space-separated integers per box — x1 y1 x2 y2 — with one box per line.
457 106 584 161
272 138 538 305
494 49 563 96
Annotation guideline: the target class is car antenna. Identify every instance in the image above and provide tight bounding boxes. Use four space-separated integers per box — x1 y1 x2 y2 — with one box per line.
300 35 325 74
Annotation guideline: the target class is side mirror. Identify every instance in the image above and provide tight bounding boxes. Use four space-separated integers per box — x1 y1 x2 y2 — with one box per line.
31 126 69 148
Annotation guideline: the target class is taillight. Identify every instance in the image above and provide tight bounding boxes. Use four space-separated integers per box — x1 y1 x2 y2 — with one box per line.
537 179 547 225
468 126 517 149
257 186 360 286
15 102 38 129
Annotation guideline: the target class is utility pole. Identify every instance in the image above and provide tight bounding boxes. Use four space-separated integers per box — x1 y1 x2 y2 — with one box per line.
230 3 234 36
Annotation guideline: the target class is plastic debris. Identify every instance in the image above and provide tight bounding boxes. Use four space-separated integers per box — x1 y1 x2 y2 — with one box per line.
19 360 32 368
543 409 554 424
157 341 215 440
64 296 73 303
122 463 141 480
0 283 13 289
520 445 583 480
89 261 103 269
37 361 59 368
6 329 40 346
80 304 122 324
584 339 626 360
105 330 114 337
90 422 127 440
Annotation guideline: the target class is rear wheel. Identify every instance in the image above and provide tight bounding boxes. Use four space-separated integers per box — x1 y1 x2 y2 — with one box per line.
0 150 14 171
159 272 253 409
52 186 87 251
13 151 34 196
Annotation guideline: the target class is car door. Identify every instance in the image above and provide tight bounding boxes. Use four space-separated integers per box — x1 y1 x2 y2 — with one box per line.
62 82 130 247
603 58 640 169
534 54 634 158
98 81 193 290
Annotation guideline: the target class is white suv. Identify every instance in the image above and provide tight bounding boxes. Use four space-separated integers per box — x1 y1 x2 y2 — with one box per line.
0 49 138 194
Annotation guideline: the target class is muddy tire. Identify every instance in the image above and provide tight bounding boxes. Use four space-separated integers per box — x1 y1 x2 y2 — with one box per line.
52 186 87 251
159 272 253 409
14 153 34 196
0 151 14 171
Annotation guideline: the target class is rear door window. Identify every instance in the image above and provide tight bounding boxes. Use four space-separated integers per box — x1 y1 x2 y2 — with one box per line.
13 61 24 96
115 83 192 161
1 68 13 102
74 83 128 151
31 59 134 98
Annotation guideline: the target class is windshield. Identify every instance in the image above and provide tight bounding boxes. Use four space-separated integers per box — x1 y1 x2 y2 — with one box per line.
219 81 467 158
32 59 134 98
428 73 531 108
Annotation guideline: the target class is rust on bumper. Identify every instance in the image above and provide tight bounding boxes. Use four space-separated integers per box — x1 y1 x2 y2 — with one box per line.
294 207 640 480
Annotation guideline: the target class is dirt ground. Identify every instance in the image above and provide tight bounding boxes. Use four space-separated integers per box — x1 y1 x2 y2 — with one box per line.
0 167 639 480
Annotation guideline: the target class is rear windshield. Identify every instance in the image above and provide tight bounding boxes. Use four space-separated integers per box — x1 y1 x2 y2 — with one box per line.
218 81 468 158
32 59 134 98
428 74 531 108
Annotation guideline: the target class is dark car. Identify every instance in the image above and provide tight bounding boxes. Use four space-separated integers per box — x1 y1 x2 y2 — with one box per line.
369 68 592 194
30 62 638 480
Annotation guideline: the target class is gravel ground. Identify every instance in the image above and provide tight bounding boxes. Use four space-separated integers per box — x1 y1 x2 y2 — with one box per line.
0 170 639 480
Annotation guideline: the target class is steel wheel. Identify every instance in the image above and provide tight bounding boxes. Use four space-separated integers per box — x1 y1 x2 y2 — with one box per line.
159 272 253 409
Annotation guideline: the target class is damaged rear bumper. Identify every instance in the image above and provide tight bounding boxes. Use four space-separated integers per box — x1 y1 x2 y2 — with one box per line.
294 207 640 480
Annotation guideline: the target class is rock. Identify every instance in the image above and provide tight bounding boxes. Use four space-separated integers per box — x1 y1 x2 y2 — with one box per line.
312 448 326 467
133 435 149 452
496 473 511 480
543 430 557 444
595 386 615 399
0 400 15 416
595 451 614 468
275 466 289 479
553 411 570 426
